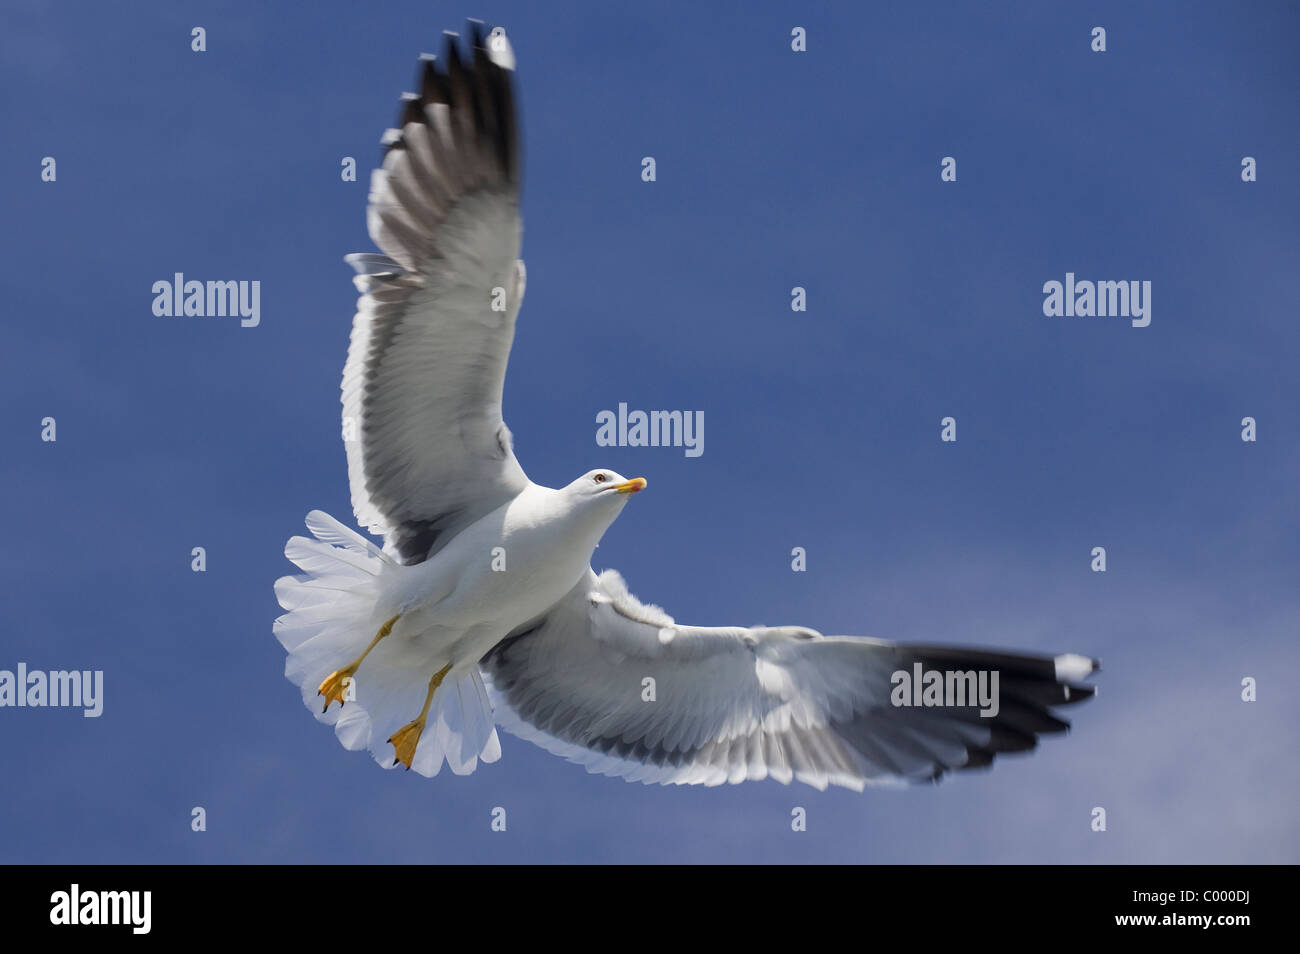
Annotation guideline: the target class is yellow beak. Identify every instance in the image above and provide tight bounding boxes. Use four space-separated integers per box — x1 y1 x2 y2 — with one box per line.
613 477 647 495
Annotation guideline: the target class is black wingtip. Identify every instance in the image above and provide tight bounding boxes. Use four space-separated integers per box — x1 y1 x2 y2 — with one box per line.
398 93 422 129
1065 683 1097 702
419 58 444 105
444 30 464 70
379 22 520 183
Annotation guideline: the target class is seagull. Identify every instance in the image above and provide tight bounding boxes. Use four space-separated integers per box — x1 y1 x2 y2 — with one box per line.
274 22 1098 790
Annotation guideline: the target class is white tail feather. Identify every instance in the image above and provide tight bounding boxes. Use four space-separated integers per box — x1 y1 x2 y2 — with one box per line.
274 510 500 778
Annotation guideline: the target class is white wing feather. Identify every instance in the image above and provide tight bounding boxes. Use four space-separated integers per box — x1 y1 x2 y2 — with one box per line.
483 570 1098 791
341 26 527 565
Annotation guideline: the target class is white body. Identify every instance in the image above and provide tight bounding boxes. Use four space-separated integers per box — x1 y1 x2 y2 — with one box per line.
275 470 638 778
385 483 622 669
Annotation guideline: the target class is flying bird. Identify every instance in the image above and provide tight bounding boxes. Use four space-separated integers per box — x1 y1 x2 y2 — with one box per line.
274 22 1098 790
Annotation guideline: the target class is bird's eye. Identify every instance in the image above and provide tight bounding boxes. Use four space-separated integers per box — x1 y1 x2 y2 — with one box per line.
593 473 607 483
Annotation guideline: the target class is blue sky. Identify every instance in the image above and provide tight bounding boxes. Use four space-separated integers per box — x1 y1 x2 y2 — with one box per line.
2 0 1298 863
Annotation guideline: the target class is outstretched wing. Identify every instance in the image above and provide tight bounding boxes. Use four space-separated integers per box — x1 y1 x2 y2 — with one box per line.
482 569 1099 791
343 24 528 565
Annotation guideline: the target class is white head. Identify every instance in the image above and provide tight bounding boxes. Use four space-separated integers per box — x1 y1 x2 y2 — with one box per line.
563 468 646 502
557 468 647 531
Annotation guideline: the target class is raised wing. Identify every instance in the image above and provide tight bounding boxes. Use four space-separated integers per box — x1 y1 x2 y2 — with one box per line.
482 569 1098 790
342 23 528 564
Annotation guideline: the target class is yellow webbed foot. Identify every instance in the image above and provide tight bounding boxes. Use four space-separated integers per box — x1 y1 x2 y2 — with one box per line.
386 663 452 771
388 718 425 770
315 616 402 713
317 666 356 712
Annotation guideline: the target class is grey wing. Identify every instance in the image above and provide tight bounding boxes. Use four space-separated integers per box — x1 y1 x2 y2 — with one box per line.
343 24 528 565
482 569 1099 791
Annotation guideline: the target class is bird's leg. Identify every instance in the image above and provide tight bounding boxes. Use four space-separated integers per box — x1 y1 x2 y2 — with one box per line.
388 663 454 770
317 614 400 712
